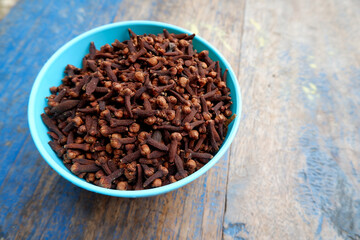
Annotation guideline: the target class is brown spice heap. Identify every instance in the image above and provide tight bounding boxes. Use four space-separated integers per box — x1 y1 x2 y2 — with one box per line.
42 29 233 190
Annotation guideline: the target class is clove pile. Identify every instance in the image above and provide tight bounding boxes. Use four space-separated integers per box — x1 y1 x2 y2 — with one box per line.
42 29 234 190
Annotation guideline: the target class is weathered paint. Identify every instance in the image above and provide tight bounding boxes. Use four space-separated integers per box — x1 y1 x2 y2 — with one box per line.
1 0 359 239
0 0 233 239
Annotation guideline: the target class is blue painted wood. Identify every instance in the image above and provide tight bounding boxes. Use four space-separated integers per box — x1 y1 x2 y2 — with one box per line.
0 1 231 239
0 0 123 238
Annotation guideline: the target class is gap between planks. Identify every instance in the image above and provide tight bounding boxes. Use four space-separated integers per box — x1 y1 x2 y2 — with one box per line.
222 0 248 239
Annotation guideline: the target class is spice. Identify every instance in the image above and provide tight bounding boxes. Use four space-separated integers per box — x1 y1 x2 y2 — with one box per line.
42 28 234 190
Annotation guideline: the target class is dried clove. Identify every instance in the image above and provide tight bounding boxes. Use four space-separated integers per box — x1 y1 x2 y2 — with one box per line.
42 28 234 190
99 168 125 188
70 162 100 175
143 165 169 188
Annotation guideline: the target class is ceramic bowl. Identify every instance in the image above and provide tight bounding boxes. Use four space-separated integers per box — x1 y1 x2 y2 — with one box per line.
28 21 242 198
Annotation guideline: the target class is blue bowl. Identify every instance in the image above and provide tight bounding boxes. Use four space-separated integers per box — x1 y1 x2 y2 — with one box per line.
28 21 242 198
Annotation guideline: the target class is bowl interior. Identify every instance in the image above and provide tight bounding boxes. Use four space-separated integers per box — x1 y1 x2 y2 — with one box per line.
28 21 241 198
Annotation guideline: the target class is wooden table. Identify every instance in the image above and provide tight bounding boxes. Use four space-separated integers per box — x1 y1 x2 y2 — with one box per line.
0 0 359 239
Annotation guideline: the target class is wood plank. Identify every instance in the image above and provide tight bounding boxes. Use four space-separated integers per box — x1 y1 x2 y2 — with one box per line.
0 0 122 239
111 0 245 239
225 0 360 239
0 0 245 239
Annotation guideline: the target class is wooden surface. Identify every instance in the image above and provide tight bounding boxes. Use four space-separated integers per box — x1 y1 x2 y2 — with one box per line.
0 0 18 19
0 0 359 239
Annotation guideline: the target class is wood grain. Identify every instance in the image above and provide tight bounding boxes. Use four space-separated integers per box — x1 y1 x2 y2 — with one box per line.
225 0 360 239
0 0 245 239
0 0 123 239
1 0 359 239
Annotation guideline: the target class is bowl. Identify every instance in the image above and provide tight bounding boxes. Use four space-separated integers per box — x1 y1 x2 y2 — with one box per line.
28 21 242 198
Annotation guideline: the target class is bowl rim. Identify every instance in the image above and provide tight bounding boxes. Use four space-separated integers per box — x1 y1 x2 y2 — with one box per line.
28 20 242 198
